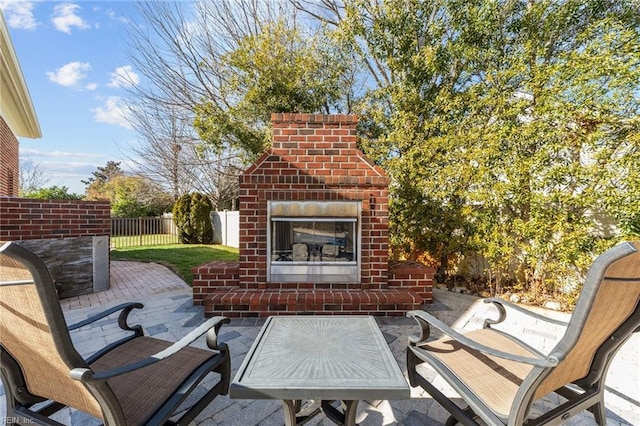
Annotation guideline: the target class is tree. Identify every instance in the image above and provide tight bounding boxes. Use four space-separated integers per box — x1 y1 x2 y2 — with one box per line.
83 162 172 216
123 0 640 301
124 1 293 160
125 101 199 201
183 144 244 211
19 159 50 196
297 0 640 298
297 0 494 277
460 1 640 295
124 99 245 210
22 186 83 200
83 161 124 200
106 175 173 218
194 17 353 156
123 0 355 188
172 193 213 244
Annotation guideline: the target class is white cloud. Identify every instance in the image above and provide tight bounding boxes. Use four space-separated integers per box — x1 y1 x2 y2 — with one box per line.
92 96 132 129
107 66 140 88
20 148 103 159
46 61 91 87
18 148 116 193
86 82 97 91
51 3 90 34
0 1 38 30
106 8 129 24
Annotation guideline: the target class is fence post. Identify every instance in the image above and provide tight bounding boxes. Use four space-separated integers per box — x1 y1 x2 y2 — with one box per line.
139 217 143 247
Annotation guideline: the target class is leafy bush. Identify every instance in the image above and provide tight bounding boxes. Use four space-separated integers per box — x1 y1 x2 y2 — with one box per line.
22 186 83 200
106 176 173 218
172 193 213 244
620 212 640 239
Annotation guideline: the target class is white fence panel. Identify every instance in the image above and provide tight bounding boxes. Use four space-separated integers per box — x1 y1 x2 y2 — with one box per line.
211 211 240 248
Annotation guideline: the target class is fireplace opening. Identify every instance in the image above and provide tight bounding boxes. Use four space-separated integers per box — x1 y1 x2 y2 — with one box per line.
267 200 361 283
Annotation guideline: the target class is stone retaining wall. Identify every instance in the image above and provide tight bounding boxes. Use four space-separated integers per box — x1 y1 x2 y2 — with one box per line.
0 197 111 298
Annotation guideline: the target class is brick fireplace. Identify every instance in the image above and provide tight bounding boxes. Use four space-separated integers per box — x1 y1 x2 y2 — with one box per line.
193 113 433 317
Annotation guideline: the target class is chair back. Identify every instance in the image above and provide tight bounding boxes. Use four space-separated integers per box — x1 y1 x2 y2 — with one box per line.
0 242 104 419
534 241 640 398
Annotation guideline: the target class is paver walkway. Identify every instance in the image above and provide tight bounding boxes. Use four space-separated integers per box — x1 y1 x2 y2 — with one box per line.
1 261 638 425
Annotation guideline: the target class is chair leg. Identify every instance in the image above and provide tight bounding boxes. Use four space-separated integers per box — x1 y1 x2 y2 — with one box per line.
560 381 607 426
409 364 481 426
218 345 231 396
586 390 606 426
0 359 35 425
588 403 606 426
446 407 480 426
445 414 460 426
406 348 422 387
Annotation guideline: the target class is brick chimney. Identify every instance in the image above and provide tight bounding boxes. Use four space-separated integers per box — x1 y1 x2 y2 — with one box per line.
192 113 434 317
239 113 389 289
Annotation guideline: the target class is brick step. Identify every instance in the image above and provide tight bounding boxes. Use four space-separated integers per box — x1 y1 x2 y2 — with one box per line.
203 288 424 318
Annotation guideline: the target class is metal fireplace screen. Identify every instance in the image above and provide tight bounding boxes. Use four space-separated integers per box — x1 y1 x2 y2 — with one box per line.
267 201 361 283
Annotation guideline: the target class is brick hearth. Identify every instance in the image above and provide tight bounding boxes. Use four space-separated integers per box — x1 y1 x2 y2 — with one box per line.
193 113 433 317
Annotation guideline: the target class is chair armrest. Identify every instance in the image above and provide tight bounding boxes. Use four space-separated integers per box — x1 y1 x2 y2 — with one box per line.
482 298 569 328
407 310 559 368
68 302 144 335
70 316 230 382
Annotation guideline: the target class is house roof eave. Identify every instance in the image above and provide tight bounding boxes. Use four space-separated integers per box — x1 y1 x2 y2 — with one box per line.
0 10 41 139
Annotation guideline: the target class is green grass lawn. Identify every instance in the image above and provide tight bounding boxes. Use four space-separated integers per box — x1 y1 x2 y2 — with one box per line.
111 234 179 248
110 244 239 285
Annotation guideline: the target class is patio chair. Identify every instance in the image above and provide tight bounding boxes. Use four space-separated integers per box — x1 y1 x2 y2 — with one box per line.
406 241 639 426
0 241 231 425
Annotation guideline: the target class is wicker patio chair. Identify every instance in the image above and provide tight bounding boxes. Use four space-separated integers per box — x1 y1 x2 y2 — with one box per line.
0 241 231 425
407 241 639 426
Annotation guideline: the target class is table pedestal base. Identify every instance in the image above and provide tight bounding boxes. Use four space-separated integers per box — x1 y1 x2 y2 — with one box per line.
282 399 359 426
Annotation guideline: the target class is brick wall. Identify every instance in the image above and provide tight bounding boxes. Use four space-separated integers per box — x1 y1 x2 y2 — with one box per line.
0 197 111 240
192 261 239 305
0 116 19 196
0 197 111 298
388 260 434 304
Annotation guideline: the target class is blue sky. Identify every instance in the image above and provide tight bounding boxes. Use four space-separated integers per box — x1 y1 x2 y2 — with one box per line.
1 1 144 194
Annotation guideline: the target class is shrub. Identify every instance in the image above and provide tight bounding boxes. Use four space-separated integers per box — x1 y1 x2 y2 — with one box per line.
172 193 213 244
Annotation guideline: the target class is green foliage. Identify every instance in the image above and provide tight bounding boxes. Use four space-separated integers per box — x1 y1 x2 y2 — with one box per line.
173 193 193 243
132 0 639 304
619 212 640 240
83 161 124 195
193 17 352 157
172 193 213 244
335 0 640 297
84 162 173 217
190 193 214 244
22 186 83 200
107 176 173 218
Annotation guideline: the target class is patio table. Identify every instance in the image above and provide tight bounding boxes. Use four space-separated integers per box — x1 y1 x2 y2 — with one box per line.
230 315 410 425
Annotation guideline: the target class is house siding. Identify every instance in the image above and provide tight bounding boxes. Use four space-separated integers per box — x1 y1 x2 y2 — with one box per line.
0 116 19 196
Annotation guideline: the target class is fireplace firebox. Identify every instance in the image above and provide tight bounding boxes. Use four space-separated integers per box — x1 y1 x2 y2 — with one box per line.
268 200 361 283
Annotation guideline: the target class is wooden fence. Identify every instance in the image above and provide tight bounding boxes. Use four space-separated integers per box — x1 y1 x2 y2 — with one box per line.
110 216 178 248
